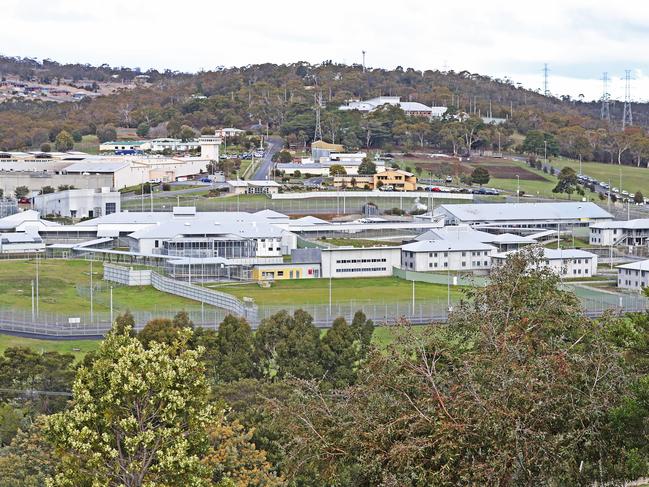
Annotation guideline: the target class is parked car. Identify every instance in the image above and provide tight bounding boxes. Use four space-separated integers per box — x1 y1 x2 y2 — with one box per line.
18 197 30 204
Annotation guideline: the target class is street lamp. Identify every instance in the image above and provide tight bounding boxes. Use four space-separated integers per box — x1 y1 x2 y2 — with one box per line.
516 174 520 203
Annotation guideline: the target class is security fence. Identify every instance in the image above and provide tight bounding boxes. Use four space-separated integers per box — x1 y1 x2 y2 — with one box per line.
0 291 647 339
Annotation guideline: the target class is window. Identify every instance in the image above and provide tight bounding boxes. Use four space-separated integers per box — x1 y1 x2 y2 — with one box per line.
105 202 117 215
277 271 284 277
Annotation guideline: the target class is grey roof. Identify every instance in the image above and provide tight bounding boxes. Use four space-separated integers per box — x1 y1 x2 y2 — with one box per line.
291 216 330 225
617 259 649 271
494 248 597 260
415 226 534 245
435 202 613 222
127 213 284 240
402 240 496 252
399 101 432 112
0 233 42 244
590 218 649 229
64 161 130 173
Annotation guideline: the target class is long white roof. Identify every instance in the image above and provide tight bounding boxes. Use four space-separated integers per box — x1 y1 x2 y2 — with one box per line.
617 259 649 271
402 240 496 252
590 218 649 230
436 202 613 222
494 248 597 260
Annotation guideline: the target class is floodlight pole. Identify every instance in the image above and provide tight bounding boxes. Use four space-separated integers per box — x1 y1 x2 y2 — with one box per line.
110 286 114 325
31 280 35 321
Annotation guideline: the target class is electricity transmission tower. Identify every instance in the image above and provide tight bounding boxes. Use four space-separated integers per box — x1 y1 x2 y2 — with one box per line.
622 70 633 129
600 72 610 121
314 91 323 141
543 64 550 96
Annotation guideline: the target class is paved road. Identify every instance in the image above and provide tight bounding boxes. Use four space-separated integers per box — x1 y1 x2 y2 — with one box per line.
253 136 283 180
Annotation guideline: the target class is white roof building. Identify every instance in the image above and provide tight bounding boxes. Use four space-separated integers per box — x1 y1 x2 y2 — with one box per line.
616 260 649 290
415 225 536 251
401 239 497 272
434 202 613 229
226 180 281 195
0 232 45 254
589 219 649 246
492 248 598 277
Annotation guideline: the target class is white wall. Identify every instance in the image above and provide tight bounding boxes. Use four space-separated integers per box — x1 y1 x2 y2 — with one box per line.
321 247 401 278
618 267 649 290
402 248 495 272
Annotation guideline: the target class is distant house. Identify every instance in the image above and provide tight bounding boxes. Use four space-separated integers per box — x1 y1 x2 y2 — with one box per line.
374 169 417 191
215 128 245 138
99 141 146 152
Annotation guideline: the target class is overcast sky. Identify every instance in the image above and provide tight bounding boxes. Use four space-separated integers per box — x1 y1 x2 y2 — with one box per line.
2 0 648 101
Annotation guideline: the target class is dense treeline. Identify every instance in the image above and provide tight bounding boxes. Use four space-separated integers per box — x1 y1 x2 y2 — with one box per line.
2 57 649 168
3 248 649 485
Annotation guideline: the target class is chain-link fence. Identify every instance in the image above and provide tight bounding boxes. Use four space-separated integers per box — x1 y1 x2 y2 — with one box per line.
1 290 647 339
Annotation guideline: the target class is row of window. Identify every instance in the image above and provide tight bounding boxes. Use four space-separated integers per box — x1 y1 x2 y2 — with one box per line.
335 267 387 273
335 258 387 264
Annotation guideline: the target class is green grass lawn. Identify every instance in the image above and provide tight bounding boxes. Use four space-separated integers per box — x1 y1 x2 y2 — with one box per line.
0 259 199 314
0 334 100 360
208 276 462 305
555 157 649 197
73 134 100 154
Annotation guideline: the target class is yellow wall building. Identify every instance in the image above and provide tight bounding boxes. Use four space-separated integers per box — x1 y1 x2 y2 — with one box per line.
252 262 320 281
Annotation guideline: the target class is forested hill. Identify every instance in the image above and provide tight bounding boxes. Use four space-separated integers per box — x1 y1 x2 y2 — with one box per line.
1 55 648 165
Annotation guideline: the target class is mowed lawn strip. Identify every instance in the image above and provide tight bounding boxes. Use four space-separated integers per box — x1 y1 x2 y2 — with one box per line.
0 259 199 314
209 276 463 305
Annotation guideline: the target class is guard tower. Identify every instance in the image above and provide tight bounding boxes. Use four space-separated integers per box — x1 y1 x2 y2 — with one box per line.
199 136 222 160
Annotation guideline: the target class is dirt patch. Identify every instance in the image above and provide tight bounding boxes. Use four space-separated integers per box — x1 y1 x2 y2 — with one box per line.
474 164 550 181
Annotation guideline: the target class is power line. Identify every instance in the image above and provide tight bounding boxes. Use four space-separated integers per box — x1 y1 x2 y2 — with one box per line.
600 72 610 121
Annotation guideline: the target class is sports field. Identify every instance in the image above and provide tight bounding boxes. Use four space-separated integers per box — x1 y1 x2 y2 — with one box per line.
208 276 463 306
0 259 198 314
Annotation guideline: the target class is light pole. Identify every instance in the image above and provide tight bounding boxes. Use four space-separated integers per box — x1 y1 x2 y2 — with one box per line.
90 259 94 324
516 174 520 203
412 278 415 315
328 250 333 317
35 256 39 317
110 286 113 325
31 279 35 321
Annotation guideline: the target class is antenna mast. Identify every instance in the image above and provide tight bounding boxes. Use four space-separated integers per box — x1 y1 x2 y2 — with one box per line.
600 72 610 121
622 69 633 129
